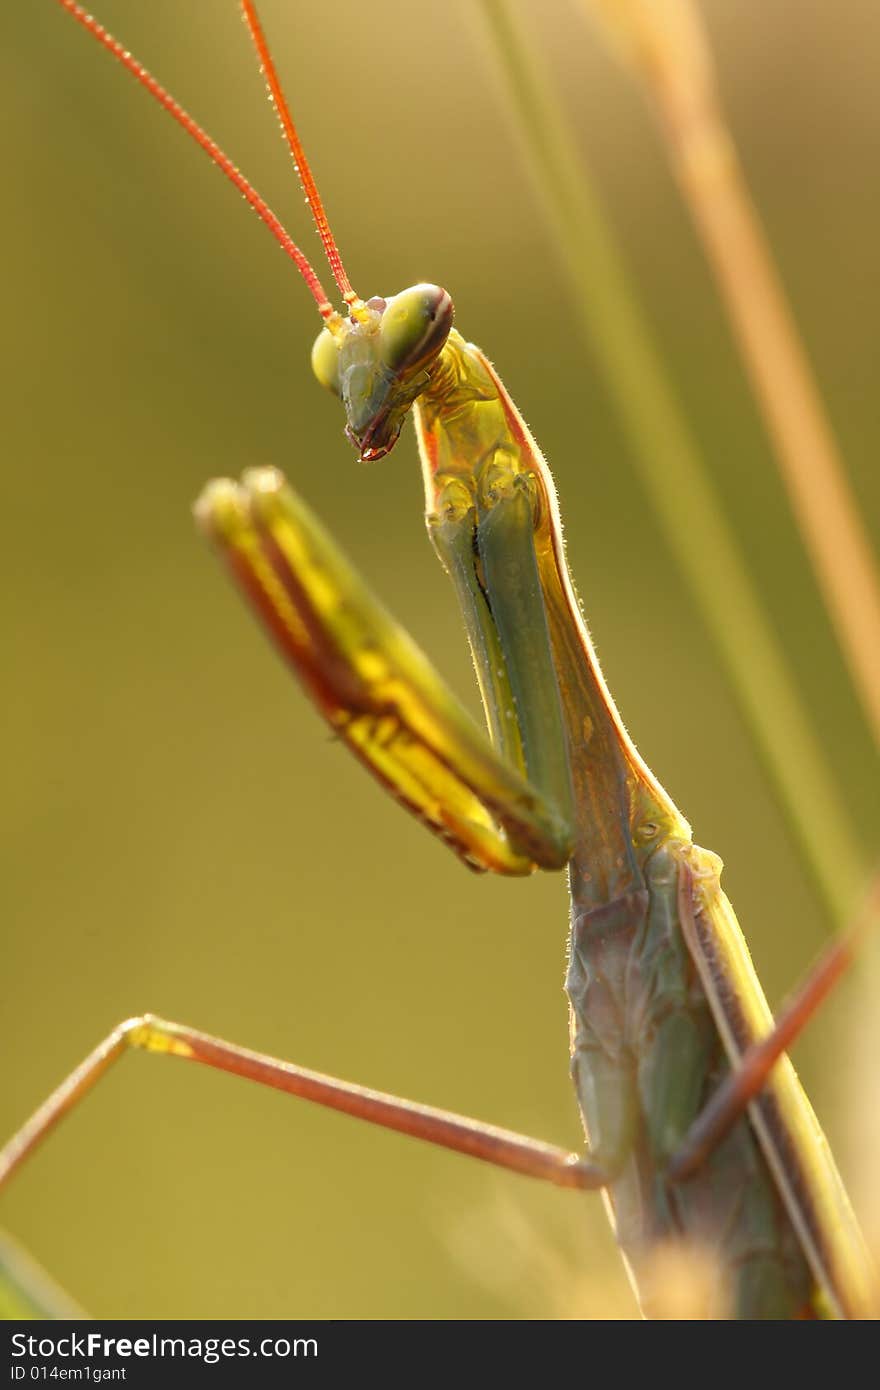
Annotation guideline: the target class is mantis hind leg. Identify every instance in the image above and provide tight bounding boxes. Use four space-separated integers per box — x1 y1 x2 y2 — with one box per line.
0 1015 610 1196
668 866 879 1184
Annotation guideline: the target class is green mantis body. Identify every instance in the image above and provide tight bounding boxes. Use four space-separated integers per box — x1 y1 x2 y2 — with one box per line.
283 300 869 1316
412 323 871 1318
3 0 873 1319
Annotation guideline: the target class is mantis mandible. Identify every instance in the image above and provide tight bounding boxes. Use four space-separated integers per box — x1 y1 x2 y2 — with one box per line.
3 0 874 1318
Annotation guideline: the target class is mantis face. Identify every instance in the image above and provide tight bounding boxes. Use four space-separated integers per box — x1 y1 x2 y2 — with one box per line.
311 283 453 460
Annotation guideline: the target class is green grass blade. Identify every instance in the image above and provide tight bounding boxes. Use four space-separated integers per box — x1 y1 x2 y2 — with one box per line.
476 0 865 925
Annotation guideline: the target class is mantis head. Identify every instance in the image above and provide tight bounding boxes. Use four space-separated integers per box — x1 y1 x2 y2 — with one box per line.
67 0 455 465
310 284 454 461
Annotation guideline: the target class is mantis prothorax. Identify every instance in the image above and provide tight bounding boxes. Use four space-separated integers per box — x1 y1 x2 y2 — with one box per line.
3 0 875 1319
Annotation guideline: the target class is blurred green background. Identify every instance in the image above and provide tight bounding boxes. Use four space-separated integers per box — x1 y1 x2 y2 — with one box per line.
2 0 878 1319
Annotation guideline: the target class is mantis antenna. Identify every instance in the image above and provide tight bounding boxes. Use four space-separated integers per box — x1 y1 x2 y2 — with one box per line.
56 0 359 324
239 0 359 310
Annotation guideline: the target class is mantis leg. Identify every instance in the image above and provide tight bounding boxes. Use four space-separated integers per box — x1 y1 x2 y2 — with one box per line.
668 866 879 1183
430 469 575 833
0 1015 608 1193
196 467 572 875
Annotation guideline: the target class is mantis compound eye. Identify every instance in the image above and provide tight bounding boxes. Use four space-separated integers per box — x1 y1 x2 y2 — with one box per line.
379 284 453 374
311 326 341 396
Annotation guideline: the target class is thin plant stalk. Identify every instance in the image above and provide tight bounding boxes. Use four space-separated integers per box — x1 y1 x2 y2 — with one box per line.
476 0 865 926
0 1231 86 1320
581 0 880 749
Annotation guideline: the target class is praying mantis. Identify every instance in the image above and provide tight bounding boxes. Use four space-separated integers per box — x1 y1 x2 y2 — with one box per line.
3 0 873 1317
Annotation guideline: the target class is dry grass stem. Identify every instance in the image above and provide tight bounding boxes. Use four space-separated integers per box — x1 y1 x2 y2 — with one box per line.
584 0 880 747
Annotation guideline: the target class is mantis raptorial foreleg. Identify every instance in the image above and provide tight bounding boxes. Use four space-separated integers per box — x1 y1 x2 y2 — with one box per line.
195 467 572 877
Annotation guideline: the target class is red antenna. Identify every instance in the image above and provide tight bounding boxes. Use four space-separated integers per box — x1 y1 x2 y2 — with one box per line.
55 0 356 324
239 0 358 309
